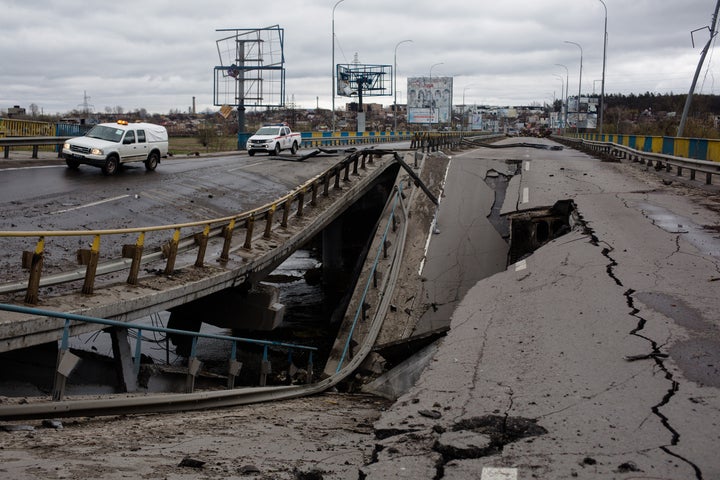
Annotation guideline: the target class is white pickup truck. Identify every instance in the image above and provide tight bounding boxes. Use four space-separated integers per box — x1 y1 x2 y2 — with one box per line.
246 124 302 156
62 120 168 175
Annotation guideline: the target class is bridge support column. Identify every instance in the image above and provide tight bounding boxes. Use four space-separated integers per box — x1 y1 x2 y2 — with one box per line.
110 327 138 392
322 219 345 289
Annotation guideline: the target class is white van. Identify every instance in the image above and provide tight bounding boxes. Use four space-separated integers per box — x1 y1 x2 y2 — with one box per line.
62 120 169 175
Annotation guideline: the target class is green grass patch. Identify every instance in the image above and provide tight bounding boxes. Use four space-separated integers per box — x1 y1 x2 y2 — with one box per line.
169 135 238 155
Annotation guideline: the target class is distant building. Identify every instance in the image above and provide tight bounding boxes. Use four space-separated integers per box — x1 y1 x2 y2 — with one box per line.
7 105 26 117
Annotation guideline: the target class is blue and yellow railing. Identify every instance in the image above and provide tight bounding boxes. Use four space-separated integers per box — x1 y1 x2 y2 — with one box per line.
574 133 720 163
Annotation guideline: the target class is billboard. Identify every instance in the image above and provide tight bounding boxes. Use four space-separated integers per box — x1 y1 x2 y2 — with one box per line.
336 64 391 98
407 77 453 124
213 26 286 109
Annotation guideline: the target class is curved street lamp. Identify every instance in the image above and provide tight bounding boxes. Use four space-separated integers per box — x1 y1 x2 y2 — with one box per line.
394 39 412 132
331 0 346 133
564 41 583 134
462 85 478 132
427 63 444 130
429 62 444 78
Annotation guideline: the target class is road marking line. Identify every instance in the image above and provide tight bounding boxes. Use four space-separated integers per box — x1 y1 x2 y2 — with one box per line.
51 195 130 215
481 467 518 480
228 161 265 172
522 187 529 203
524 161 530 171
514 259 527 272
0 165 63 172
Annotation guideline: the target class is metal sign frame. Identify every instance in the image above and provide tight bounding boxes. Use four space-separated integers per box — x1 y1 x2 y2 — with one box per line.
336 64 392 98
213 25 286 109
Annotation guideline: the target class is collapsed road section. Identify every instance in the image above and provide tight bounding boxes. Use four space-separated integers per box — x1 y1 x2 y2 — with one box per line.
363 137 720 479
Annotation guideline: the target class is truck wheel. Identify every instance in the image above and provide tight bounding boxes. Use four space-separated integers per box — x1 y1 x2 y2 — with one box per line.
145 151 159 171
248 150 256 156
102 155 119 175
65 158 80 169
290 142 298 155
273 143 280 156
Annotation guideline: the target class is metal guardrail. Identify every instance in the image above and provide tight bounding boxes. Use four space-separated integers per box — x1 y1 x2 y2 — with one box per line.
0 169 412 419
0 136 71 159
1 130 502 160
335 180 405 372
300 131 414 148
0 149 392 305
556 137 720 185
0 303 317 401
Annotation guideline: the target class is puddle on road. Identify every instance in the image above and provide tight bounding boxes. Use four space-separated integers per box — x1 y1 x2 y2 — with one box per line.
634 292 720 388
636 202 720 256
635 292 713 333
669 338 720 388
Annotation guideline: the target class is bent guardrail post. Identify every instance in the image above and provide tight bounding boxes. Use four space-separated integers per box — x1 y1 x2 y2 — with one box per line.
185 337 202 393
243 214 255 250
52 319 80 401
134 330 143 374
123 232 145 285
323 171 331 196
80 234 101 294
219 219 235 263
281 199 291 228
227 341 242 389
392 152 439 206
333 167 342 190
22 236 45 305
259 345 271 386
264 206 276 238
296 188 305 218
194 224 211 267
310 183 318 207
163 228 181 274
307 351 314 384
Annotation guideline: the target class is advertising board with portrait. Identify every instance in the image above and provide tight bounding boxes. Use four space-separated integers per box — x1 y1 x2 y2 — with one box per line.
407 77 453 124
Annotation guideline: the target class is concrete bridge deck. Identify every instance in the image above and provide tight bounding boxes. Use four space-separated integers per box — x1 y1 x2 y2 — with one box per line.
0 150 403 353
362 137 720 479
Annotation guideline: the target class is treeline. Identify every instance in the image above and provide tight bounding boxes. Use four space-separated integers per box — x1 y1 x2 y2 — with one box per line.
602 92 720 116
597 92 720 138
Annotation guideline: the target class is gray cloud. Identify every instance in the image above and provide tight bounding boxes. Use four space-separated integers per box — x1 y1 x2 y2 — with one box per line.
1 0 716 114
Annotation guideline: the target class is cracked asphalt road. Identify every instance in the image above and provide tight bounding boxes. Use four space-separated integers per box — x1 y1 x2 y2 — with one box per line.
2 140 719 479
366 138 720 479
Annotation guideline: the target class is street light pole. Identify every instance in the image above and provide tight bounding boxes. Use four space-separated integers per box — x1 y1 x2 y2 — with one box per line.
555 63 569 135
429 62 443 79
462 87 469 131
394 39 412 132
564 41 583 135
462 85 477 132
599 0 607 137
331 0 345 134
678 0 720 137
553 74 564 134
428 62 443 130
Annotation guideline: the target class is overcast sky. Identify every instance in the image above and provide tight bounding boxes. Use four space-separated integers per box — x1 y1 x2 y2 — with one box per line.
1 0 717 115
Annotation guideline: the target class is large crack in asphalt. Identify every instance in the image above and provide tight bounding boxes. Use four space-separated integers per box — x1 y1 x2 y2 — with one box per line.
576 210 705 480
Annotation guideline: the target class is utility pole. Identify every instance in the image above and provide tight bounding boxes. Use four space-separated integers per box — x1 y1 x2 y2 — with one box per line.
331 0 345 133
598 0 607 137
678 0 720 138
